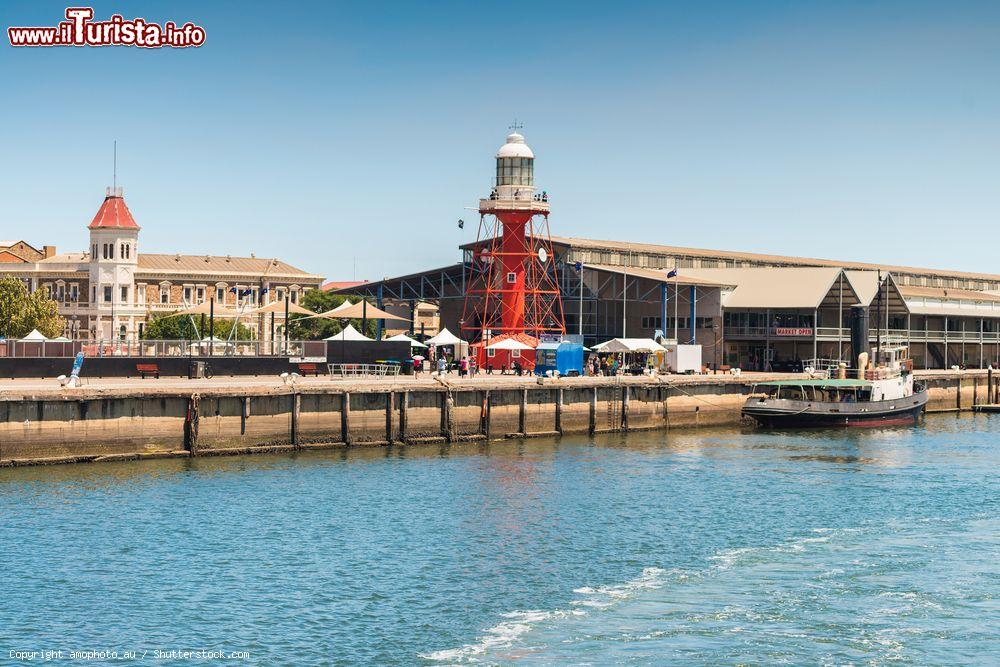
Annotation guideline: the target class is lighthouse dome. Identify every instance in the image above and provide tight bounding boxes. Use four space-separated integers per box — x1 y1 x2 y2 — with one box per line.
496 132 535 159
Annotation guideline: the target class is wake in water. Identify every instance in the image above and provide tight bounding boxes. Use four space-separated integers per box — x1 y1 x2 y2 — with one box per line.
421 566 674 663
420 521 989 664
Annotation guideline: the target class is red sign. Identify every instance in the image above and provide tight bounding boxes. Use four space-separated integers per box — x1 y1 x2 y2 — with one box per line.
773 327 813 336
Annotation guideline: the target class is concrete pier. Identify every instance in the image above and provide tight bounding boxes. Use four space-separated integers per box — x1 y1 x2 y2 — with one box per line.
0 371 989 467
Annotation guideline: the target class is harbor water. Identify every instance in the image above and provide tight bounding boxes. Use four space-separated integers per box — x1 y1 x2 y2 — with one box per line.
1 414 997 664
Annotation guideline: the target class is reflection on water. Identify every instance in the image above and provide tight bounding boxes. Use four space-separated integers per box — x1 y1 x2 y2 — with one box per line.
1 414 997 665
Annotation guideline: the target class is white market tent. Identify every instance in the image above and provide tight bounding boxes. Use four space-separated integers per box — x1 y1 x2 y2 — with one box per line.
593 338 665 353
487 338 535 351
424 328 462 346
19 329 47 342
324 324 373 341
385 333 427 348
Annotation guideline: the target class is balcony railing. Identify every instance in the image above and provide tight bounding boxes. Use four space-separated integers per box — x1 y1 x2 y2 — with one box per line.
729 326 1000 343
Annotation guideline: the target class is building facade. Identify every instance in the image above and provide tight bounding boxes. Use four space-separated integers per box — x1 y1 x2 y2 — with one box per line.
1 187 324 340
333 235 1000 370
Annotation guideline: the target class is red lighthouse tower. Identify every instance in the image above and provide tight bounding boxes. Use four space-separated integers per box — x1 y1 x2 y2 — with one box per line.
462 128 565 367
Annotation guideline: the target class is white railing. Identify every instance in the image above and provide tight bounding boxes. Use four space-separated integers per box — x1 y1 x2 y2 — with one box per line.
328 363 400 378
0 339 326 358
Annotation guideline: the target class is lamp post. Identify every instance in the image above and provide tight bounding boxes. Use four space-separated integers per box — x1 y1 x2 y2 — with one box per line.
574 261 584 338
712 322 720 373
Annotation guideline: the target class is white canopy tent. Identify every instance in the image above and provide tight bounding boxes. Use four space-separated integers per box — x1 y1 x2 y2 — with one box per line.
324 324 373 342
487 338 535 351
385 333 427 348
424 328 462 346
593 338 665 353
19 329 47 342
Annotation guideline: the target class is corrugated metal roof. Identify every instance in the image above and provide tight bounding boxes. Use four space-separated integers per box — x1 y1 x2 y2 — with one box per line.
844 271 880 305
137 253 321 280
899 285 1000 303
585 263 729 286
681 267 844 309
550 235 1000 282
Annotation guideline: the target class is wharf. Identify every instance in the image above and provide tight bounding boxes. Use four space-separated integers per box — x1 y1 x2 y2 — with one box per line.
0 370 992 468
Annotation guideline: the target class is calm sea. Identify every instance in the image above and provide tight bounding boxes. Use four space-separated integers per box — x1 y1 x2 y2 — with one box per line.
1 414 997 665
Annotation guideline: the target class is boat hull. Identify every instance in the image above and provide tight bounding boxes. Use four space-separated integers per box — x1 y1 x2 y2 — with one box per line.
742 389 928 429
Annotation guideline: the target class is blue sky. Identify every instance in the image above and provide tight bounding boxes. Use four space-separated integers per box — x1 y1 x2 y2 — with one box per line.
1 1 998 279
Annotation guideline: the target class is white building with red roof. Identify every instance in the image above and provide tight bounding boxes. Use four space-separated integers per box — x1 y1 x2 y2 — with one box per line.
1 187 324 340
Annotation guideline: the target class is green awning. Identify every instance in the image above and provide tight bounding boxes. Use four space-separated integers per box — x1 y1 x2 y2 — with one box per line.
754 379 871 388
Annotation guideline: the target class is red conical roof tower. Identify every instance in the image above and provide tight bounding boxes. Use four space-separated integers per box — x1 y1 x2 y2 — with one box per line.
88 187 139 230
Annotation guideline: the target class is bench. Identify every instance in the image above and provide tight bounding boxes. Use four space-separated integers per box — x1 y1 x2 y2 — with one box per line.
297 363 322 376
136 363 160 379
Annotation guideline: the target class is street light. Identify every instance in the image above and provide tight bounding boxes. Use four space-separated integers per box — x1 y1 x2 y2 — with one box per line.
712 322 721 373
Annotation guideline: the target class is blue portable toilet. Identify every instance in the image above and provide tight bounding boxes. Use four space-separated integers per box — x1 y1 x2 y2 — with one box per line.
535 340 584 376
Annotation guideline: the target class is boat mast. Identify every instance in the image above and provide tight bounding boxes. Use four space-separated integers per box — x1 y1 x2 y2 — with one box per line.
876 269 883 362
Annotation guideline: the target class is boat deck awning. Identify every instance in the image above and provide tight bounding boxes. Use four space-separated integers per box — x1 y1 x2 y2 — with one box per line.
755 379 871 388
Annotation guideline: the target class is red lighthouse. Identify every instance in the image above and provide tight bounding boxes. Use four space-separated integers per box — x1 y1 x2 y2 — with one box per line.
462 128 565 369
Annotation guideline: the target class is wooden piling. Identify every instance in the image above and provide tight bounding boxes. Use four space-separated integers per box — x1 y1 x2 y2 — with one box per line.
443 392 455 442
184 394 200 456
342 392 352 445
518 388 528 435
385 392 395 443
399 391 409 442
622 386 630 432
555 388 563 435
589 387 597 435
291 392 301 449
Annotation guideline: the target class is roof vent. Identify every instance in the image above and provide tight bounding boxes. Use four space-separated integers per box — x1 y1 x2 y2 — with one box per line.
175 253 181 262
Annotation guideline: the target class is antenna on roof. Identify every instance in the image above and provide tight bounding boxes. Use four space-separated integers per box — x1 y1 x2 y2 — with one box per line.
113 140 117 190
508 119 523 133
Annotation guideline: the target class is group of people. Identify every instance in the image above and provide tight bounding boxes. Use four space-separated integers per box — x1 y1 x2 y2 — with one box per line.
411 353 525 377
586 353 658 377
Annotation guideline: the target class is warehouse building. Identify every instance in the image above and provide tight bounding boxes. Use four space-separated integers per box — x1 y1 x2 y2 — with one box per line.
333 235 1000 370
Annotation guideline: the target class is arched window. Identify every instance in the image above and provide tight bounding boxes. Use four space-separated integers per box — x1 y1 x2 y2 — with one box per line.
125 244 130 259
119 324 127 341
102 244 108 260
120 243 125 258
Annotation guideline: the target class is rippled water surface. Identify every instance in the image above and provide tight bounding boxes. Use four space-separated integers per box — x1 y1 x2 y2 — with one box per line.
2 414 998 665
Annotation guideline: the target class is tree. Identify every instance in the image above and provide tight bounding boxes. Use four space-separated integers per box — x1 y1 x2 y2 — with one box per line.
288 288 377 340
0 275 64 338
141 312 253 340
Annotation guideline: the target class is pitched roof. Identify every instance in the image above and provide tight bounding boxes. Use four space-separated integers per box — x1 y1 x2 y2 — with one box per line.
89 189 140 230
548 235 1000 282
322 280 368 291
136 253 322 280
844 271 881 305
585 263 729 287
682 267 846 309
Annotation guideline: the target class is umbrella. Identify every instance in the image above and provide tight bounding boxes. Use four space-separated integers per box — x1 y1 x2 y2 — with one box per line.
165 302 243 318
317 300 408 322
424 327 463 346
412 355 426 361
323 324 372 341
487 338 535 351
385 333 427 348
253 301 315 316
